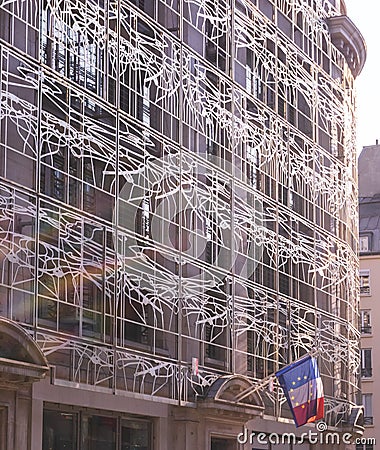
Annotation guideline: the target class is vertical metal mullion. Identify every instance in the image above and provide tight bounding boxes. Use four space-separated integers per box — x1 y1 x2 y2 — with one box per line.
34 0 44 338
102 225 107 343
112 0 121 395
76 410 81 450
177 0 184 406
229 0 235 375
116 415 121 450
79 219 84 337
274 13 281 415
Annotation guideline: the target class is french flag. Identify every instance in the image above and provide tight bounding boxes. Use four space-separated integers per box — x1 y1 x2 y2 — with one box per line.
276 355 324 427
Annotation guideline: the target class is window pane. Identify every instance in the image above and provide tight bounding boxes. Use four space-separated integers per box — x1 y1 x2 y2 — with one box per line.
361 349 372 377
359 236 369 252
360 310 372 334
363 394 373 416
364 350 372 368
360 270 370 295
43 410 77 450
83 415 116 450
211 437 237 450
121 420 151 450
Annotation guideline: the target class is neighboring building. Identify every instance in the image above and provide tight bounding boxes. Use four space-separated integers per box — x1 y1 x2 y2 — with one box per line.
358 144 380 450
0 0 365 449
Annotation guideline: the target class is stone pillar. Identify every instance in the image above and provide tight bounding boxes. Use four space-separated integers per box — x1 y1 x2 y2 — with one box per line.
170 408 201 450
30 396 44 450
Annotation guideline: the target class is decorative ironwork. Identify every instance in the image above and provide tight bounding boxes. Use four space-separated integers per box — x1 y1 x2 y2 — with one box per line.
0 0 361 422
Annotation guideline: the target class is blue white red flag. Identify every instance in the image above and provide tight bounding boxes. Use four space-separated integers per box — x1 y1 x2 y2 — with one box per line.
275 355 324 427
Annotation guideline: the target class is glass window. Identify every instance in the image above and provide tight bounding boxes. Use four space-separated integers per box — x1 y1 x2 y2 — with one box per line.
121 419 151 450
360 310 372 334
356 444 374 450
43 410 77 450
361 349 372 378
360 270 370 295
41 4 104 99
82 415 116 450
363 394 373 425
211 437 237 450
359 236 369 253
259 0 274 20
43 409 153 450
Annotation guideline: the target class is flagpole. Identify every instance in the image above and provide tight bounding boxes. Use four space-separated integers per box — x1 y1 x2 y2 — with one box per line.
233 349 320 404
233 374 276 403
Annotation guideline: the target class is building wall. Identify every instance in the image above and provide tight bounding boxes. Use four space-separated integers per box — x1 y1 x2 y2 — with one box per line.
0 0 365 448
358 144 380 198
358 255 380 450
358 147 380 450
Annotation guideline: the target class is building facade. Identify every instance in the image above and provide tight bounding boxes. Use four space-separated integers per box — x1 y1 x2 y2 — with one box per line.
0 0 365 449
357 144 380 450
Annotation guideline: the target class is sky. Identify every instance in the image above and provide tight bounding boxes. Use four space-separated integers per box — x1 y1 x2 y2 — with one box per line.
344 0 380 154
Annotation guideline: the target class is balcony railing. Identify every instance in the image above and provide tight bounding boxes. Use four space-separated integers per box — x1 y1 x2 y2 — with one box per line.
361 326 372 334
360 286 370 295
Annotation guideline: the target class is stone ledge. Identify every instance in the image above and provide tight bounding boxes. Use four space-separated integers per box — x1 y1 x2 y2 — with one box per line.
326 15 366 78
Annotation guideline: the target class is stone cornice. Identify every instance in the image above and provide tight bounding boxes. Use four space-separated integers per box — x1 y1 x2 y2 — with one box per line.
326 15 367 78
